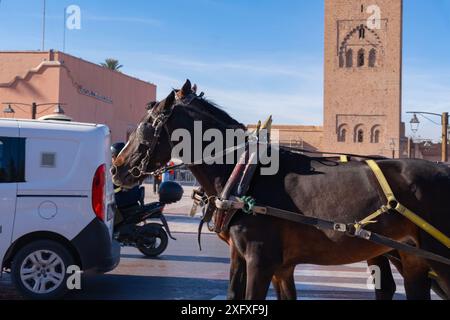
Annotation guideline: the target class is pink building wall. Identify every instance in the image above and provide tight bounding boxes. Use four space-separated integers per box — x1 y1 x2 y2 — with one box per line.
0 51 60 111
0 51 156 143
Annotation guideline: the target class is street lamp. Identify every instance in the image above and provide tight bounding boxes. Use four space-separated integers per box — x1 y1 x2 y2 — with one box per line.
407 111 449 163
3 104 15 116
389 139 396 159
1 102 66 120
410 114 420 134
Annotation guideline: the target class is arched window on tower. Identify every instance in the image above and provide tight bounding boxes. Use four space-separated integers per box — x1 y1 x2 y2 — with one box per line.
357 130 364 143
359 25 366 39
358 49 365 67
339 52 345 68
346 49 353 68
354 125 365 143
373 130 380 143
369 49 377 68
371 126 382 144
338 125 348 142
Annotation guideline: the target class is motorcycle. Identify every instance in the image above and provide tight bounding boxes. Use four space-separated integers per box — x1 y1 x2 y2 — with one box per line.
113 181 184 257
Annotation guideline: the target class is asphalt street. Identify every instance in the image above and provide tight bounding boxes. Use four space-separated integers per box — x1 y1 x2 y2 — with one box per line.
0 185 441 300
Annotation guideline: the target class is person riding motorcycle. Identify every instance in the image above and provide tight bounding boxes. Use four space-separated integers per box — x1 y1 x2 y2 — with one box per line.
111 142 143 212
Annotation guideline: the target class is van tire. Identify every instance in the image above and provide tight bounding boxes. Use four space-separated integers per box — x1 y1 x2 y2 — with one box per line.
11 240 75 300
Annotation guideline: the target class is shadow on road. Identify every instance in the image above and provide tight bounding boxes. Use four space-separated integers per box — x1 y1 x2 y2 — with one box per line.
120 254 230 264
66 274 228 300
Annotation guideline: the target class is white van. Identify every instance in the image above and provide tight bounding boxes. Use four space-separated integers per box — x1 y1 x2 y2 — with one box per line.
0 119 120 299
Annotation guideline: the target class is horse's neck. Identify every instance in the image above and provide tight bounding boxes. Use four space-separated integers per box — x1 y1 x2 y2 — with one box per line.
189 164 231 196
170 105 240 196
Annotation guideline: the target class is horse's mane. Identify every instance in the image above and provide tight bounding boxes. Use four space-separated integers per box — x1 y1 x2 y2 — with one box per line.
180 96 353 165
183 97 246 130
182 97 320 162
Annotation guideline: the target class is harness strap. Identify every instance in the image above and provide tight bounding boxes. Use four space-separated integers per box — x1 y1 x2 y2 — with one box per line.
365 160 450 249
214 198 450 265
358 206 390 226
366 160 396 200
255 206 348 233
340 155 349 163
365 231 450 265
395 202 450 249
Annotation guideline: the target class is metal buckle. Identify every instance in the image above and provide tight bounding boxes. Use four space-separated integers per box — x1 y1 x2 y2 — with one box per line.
215 199 233 210
355 228 372 240
333 223 348 233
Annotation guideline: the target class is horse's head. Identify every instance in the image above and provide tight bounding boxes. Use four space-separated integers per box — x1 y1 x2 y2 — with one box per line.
112 79 244 189
111 80 198 188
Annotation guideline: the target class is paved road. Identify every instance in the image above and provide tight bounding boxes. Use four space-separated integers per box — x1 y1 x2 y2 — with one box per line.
2 215 441 300
0 185 441 300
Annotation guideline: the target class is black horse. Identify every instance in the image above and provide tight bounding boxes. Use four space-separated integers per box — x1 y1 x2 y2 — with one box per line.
112 80 450 300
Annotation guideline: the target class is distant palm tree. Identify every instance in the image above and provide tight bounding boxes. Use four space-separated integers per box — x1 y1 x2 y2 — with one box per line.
100 58 123 71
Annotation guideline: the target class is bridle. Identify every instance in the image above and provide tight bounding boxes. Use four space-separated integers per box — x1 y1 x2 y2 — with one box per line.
128 92 198 179
127 90 249 179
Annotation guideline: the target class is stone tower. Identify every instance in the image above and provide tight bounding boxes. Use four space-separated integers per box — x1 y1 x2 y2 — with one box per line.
323 0 404 158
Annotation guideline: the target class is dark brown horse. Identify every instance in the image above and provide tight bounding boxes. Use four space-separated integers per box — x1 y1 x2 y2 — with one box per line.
112 81 450 300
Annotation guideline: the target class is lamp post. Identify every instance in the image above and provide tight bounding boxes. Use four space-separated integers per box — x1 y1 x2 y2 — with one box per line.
2 102 66 119
407 111 449 163
407 114 420 158
42 0 46 51
389 139 396 159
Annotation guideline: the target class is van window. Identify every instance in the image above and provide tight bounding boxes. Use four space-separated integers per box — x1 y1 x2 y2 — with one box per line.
0 137 26 183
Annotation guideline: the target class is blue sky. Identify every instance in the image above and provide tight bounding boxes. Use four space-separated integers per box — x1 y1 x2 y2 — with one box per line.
0 0 449 140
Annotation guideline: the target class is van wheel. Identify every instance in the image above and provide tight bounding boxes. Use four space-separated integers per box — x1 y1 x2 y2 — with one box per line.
11 240 74 300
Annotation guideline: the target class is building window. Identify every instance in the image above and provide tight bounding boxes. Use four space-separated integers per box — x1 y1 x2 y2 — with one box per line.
346 49 353 68
338 127 347 142
369 49 376 67
339 52 345 68
358 49 365 67
371 126 381 143
359 25 366 39
373 130 380 143
0 137 26 183
357 130 364 143
354 126 365 143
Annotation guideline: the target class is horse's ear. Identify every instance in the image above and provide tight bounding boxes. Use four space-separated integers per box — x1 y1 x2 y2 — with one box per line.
177 79 192 99
163 91 176 109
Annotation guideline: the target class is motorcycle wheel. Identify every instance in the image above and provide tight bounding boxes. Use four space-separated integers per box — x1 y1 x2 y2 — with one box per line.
137 225 169 257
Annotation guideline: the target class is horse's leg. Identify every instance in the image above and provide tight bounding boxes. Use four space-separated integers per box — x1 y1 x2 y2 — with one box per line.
244 248 276 300
273 266 297 300
367 255 396 300
272 278 283 300
227 244 247 300
427 261 450 299
245 262 274 300
399 252 431 300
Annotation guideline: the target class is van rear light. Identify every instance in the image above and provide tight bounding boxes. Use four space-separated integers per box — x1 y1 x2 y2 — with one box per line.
92 164 106 221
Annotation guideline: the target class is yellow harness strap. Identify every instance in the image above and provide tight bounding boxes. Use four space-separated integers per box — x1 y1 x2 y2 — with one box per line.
340 155 349 163
364 160 450 249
